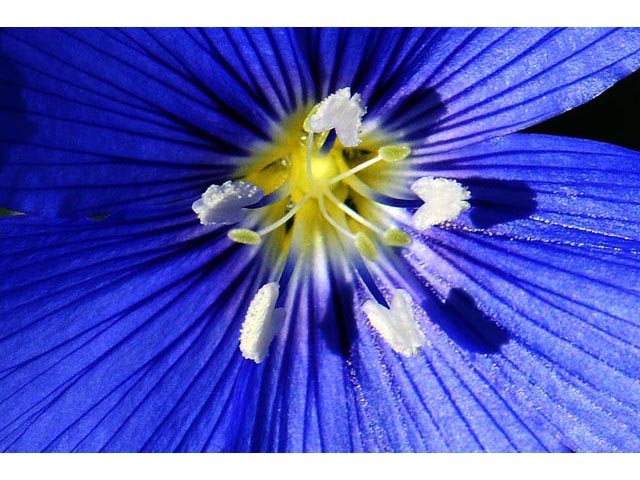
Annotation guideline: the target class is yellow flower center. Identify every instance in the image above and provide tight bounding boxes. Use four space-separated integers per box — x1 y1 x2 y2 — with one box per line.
191 88 472 363
234 107 411 259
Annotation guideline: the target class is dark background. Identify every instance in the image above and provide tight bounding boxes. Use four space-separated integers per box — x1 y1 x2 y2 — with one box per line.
527 69 640 150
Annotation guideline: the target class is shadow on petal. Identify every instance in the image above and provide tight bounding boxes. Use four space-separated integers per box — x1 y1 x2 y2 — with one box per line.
462 177 537 229
0 45 37 166
428 288 510 354
381 86 447 144
0 41 38 216
321 271 359 359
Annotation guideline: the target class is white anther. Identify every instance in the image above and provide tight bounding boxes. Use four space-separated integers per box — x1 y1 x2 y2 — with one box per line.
192 180 264 225
239 282 286 364
363 289 425 357
410 177 471 229
308 87 365 147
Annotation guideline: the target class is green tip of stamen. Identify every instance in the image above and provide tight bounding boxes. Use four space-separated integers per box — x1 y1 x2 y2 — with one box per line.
355 232 378 261
228 228 262 245
302 104 321 133
383 228 412 247
379 145 411 163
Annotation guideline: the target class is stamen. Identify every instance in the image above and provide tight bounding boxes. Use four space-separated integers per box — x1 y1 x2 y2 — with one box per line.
383 228 412 247
327 153 383 186
328 145 411 186
193 180 264 225
324 189 385 236
307 87 365 147
256 193 312 236
306 131 315 186
228 228 262 245
318 194 355 240
410 177 471 229
354 232 377 261
340 172 422 208
363 289 425 357
321 192 407 256
239 282 286 363
378 145 411 163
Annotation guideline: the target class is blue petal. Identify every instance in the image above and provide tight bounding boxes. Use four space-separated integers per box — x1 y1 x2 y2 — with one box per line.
342 255 565 452
3 29 640 453
292 28 640 153
294 28 440 102
0 28 307 217
0 205 270 452
228 248 359 452
223 242 565 452
383 134 640 451
370 28 640 153
4 28 640 218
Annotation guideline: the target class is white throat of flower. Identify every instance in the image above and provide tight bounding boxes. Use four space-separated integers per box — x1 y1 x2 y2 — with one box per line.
192 88 472 362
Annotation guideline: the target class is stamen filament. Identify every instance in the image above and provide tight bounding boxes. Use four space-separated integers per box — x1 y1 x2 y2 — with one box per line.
327 154 383 186
324 189 385 236
256 193 312 236
270 244 291 283
318 194 355 240
342 173 421 207
306 132 315 185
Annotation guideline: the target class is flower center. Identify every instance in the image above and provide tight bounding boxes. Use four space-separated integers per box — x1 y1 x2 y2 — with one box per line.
228 95 413 256
192 88 472 363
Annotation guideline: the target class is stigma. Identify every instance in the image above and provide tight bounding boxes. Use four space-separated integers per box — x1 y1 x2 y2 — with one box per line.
363 289 425 357
306 87 365 147
192 180 263 225
239 282 286 363
193 89 472 362
411 177 470 229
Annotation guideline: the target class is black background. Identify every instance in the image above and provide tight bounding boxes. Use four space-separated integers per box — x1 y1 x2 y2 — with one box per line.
527 69 640 151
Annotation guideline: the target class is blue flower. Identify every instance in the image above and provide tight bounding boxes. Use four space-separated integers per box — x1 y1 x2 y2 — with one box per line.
1 27 640 452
